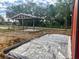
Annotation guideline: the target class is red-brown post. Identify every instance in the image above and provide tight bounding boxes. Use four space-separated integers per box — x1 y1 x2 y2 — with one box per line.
71 0 78 59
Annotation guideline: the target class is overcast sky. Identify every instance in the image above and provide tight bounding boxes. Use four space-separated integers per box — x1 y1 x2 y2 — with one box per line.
0 0 16 3
0 0 57 17
0 0 57 4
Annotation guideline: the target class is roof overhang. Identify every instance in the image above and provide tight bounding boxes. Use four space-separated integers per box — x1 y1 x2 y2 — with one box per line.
11 13 43 20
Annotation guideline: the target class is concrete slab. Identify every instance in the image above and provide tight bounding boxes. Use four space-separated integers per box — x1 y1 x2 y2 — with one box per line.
6 34 71 59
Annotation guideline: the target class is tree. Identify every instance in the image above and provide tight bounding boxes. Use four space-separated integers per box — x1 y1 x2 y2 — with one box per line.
6 2 49 26
6 0 72 28
0 15 5 24
55 0 72 28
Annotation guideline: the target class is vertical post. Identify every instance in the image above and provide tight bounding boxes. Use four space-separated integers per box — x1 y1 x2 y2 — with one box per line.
71 0 78 59
75 0 79 59
13 19 15 31
8 19 10 30
22 19 24 30
17 20 19 30
12 19 15 30
33 19 35 30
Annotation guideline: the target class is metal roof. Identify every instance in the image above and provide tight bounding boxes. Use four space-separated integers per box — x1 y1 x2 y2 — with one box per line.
11 13 43 20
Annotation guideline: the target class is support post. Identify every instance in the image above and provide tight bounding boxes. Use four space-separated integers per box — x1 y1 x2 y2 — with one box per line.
22 19 24 30
33 19 35 30
8 19 10 30
71 0 78 59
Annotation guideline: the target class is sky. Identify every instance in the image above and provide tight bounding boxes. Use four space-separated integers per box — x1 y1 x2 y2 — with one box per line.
0 0 57 17
33 0 56 4
0 0 17 3
0 0 56 4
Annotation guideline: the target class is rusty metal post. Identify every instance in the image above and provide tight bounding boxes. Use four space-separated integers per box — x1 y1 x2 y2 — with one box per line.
71 0 78 59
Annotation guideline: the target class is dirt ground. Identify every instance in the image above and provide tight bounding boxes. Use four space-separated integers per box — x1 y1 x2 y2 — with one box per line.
0 28 71 59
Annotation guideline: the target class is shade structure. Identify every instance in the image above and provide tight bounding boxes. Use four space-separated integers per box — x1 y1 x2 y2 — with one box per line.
11 13 43 30
11 13 43 20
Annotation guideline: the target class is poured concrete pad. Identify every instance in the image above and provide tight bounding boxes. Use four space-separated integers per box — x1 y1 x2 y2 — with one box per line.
23 29 40 32
6 34 71 59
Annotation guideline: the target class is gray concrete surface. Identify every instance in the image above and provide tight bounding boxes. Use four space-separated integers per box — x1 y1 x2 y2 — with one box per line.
6 34 71 59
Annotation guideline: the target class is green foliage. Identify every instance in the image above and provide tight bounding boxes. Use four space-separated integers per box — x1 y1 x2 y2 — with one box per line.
0 15 5 25
6 0 72 28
